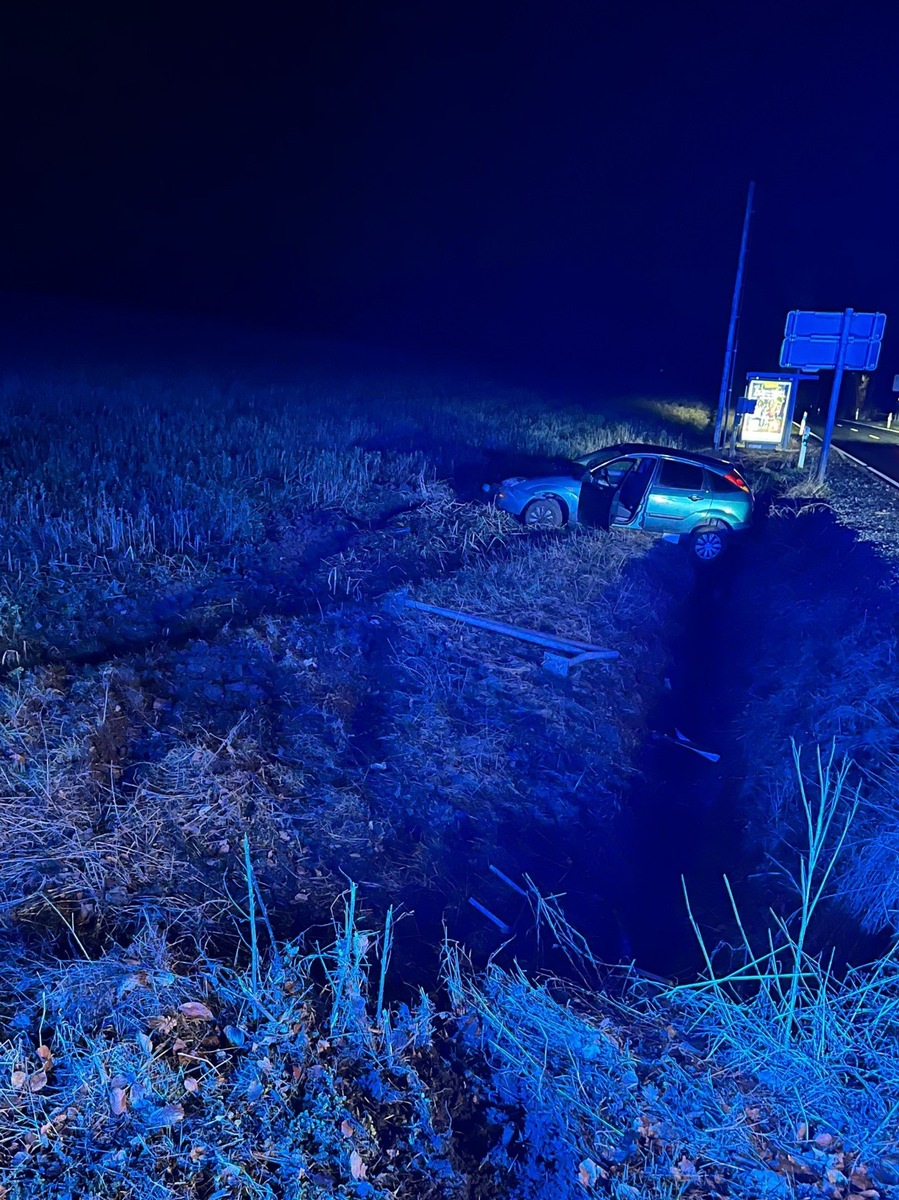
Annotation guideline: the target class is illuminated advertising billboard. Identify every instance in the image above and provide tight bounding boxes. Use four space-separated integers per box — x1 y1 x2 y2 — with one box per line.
740 376 794 446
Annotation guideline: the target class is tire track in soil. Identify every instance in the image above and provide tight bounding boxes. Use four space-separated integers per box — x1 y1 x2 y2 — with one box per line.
0 501 427 678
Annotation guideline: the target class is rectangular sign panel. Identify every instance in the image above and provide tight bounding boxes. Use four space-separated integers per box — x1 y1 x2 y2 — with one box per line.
784 311 886 340
740 376 794 445
780 310 886 371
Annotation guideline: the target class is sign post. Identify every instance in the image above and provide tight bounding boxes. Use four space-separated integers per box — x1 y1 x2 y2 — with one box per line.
816 308 852 484
779 308 887 483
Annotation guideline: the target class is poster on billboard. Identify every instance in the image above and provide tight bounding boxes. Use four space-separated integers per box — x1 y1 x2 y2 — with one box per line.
740 376 795 446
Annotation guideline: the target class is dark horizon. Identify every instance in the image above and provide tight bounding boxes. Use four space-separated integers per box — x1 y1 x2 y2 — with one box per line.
3 1 898 399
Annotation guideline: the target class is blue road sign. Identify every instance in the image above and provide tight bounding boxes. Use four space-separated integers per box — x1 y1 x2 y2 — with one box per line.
780 310 886 370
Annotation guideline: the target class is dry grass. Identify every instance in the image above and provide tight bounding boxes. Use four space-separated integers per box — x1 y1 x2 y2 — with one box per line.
12 355 888 1196
0 897 462 1198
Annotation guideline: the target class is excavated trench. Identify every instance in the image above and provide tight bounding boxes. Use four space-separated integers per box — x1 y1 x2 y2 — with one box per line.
378 536 753 986
378 493 896 988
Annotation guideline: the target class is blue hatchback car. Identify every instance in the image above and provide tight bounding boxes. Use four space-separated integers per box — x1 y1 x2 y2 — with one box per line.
489 443 753 561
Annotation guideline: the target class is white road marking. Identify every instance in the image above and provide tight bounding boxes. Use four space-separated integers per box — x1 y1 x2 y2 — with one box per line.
851 427 860 432
805 428 899 490
869 434 881 440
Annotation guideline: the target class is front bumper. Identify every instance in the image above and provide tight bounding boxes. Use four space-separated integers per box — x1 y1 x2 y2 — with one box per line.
483 483 525 516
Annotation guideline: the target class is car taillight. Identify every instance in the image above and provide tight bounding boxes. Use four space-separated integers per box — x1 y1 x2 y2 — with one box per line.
724 470 751 493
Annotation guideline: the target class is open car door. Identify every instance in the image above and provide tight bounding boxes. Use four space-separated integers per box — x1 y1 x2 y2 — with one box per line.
609 456 657 527
577 456 656 529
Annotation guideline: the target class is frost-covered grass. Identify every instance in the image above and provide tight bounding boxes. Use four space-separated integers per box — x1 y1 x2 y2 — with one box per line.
0 884 461 1198
0 358 700 944
4 752 897 1199
0 366 695 665
448 750 899 1198
10 341 899 1195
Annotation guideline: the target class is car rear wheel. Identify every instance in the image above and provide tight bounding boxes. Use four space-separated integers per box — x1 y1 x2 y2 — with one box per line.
690 525 727 562
522 497 564 528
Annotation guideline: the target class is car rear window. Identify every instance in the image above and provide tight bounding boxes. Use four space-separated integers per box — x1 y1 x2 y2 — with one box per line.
707 470 742 493
657 459 704 490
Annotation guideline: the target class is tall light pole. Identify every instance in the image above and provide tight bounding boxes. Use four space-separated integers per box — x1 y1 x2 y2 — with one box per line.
714 181 755 449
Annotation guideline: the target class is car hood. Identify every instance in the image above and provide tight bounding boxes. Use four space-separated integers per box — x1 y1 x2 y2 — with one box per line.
505 469 583 490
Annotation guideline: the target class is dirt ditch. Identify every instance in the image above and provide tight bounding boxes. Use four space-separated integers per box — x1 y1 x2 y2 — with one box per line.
398 536 753 983
393 490 899 985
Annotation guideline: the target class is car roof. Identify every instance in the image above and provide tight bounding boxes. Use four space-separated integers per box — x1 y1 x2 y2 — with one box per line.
578 443 737 472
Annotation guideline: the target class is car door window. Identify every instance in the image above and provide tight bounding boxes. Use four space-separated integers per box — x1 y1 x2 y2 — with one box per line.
656 459 704 492
591 457 636 486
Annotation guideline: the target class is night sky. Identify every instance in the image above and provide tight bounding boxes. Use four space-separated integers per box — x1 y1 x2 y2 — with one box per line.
3 1 898 395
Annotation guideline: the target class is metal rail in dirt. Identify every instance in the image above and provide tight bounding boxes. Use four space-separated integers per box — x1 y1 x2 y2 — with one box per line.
385 590 619 676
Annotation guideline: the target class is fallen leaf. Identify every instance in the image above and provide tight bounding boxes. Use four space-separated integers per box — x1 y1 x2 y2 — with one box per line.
350 1150 367 1180
578 1159 601 1187
144 1103 184 1128
10 1070 26 1090
36 1046 52 1065
341 1119 354 1137
29 1070 47 1093
119 972 149 998
184 1077 199 1094
110 1087 128 1116
179 1001 214 1021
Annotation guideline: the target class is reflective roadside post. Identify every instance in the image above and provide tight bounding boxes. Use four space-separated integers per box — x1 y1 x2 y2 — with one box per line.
797 424 811 469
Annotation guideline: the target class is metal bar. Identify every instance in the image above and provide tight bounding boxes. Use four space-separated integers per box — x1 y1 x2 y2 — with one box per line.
399 596 618 658
816 307 853 484
489 864 528 897
468 897 511 933
714 181 755 449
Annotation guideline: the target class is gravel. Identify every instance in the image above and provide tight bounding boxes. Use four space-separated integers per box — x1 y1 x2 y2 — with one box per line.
816 444 899 575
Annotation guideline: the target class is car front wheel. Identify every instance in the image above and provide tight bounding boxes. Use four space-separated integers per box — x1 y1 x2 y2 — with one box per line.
522 497 564 528
689 525 727 562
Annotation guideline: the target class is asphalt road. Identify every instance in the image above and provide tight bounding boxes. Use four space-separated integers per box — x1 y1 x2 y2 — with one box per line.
808 416 899 484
